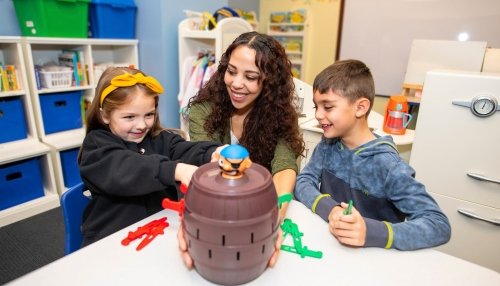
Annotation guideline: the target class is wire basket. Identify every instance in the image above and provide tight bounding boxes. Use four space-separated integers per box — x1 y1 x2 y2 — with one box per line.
40 70 73 88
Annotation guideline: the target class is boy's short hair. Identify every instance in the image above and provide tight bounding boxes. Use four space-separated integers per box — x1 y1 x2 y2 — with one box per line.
313 59 375 110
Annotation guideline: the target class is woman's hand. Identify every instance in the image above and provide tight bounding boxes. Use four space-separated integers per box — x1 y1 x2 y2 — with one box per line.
328 202 367 247
268 228 283 268
177 222 193 269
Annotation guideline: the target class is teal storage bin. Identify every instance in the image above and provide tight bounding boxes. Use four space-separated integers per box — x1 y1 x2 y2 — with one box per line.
39 91 83 134
89 0 136 38
0 157 45 210
60 148 82 188
0 97 28 143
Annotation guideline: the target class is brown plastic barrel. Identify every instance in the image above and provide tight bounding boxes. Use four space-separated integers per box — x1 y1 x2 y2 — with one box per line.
183 162 279 285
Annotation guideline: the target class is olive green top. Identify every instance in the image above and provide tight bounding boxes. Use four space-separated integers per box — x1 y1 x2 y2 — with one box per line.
189 102 299 175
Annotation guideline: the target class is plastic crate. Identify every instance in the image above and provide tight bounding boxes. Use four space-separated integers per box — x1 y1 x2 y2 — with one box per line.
0 97 28 144
12 0 90 38
0 157 45 211
39 90 83 134
40 70 73 89
89 0 136 39
60 148 82 188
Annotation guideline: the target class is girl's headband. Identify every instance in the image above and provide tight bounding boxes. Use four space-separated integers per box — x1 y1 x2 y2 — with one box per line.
100 73 164 107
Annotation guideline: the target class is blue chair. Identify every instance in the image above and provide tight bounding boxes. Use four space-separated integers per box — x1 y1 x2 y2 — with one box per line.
60 182 91 255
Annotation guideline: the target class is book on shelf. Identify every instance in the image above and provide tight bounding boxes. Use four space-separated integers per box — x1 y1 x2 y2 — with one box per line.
0 64 20 92
58 49 88 86
77 50 88 86
58 51 79 86
0 64 5 91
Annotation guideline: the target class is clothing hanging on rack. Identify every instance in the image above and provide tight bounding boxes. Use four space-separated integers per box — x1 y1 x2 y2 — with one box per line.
178 50 216 130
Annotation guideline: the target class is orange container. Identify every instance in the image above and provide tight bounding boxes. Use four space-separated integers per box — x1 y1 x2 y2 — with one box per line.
383 95 413 135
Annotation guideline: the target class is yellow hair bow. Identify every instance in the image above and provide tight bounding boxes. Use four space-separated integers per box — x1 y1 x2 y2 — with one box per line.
100 73 164 107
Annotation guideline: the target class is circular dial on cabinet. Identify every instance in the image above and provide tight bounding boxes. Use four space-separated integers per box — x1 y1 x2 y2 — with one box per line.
471 95 498 117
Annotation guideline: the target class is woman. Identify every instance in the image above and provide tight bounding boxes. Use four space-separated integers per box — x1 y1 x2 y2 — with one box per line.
187 31 305 219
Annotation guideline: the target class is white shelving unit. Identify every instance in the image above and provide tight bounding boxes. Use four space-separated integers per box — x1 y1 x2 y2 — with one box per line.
0 36 58 227
177 17 253 134
267 19 308 80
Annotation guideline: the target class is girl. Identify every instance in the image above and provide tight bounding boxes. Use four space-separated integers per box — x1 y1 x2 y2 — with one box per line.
79 67 222 246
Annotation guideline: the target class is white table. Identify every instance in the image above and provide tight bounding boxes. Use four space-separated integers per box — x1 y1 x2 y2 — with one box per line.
7 201 499 285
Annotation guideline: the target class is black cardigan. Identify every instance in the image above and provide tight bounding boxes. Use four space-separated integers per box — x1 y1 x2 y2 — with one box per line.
79 128 220 246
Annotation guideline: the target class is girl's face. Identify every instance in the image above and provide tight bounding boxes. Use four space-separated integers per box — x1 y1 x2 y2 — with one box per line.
101 90 156 143
224 45 263 114
313 90 358 139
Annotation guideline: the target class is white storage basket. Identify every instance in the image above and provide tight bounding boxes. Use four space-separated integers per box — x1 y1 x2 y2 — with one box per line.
40 70 73 88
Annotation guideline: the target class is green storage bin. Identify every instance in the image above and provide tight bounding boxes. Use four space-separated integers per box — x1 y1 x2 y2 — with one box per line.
13 0 90 38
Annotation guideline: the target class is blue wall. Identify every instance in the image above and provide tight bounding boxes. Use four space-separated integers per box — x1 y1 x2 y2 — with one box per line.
0 0 21 35
135 0 227 128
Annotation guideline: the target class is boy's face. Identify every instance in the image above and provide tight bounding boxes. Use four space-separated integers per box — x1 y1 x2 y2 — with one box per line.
313 90 358 139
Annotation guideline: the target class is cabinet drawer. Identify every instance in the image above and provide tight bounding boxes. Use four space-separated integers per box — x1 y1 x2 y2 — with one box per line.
431 192 500 272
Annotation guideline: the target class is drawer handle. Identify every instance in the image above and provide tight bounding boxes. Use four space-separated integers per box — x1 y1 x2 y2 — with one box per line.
466 172 500 185
457 209 500 226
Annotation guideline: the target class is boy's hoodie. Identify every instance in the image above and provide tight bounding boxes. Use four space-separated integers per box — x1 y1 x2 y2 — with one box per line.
295 134 451 250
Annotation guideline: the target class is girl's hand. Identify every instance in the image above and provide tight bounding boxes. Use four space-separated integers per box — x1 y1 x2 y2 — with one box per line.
175 163 198 187
211 144 229 162
328 202 367 247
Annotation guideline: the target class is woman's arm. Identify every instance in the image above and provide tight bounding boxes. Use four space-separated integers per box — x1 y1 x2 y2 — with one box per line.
189 102 217 142
273 168 296 220
271 141 300 220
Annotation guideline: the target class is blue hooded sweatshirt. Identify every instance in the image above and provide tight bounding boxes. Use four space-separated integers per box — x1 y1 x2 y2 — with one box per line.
295 134 451 250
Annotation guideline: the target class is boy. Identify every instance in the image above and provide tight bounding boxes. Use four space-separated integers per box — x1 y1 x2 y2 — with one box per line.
295 59 450 250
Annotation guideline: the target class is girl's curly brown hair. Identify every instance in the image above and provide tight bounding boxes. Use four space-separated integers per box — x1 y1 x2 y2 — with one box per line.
188 31 304 170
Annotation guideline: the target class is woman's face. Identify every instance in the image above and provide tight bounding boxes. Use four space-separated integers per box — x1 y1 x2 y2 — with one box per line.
224 45 263 114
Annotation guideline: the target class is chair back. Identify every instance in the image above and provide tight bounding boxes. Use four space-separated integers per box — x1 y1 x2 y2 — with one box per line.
60 182 90 254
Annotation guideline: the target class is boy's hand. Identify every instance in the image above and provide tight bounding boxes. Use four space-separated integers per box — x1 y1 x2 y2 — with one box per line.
328 202 366 247
211 144 229 162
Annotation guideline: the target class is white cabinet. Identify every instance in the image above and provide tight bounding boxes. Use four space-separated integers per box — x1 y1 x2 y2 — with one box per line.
410 70 500 272
22 37 138 194
177 17 253 134
0 36 58 227
267 15 308 80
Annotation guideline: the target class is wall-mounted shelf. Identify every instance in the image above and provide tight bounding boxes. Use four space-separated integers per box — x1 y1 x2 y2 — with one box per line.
177 17 253 134
267 13 308 80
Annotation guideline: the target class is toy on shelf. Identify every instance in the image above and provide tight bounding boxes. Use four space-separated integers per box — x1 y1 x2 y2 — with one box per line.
180 144 279 285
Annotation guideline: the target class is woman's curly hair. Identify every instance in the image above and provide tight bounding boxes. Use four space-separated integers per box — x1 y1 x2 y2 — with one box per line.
188 31 304 170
